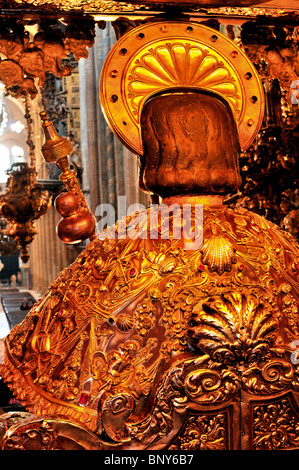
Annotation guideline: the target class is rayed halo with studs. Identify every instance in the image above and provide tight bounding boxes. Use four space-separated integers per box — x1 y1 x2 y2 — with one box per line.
100 21 264 154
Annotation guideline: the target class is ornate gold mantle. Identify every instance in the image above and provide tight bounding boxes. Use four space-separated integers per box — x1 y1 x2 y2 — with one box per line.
1 202 299 449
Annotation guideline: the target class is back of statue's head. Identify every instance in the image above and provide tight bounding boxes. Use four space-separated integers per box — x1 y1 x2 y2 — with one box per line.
139 91 241 198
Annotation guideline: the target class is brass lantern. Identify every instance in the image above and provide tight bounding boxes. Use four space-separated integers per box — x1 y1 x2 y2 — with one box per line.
0 162 52 262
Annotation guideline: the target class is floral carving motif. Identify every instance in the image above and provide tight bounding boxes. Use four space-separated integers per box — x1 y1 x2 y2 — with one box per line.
178 414 227 450
253 399 299 450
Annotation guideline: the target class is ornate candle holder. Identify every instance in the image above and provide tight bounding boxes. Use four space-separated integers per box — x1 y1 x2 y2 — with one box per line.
0 163 52 262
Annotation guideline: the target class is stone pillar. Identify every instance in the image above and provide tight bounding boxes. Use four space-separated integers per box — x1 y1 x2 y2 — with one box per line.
84 47 101 215
78 58 91 209
29 206 78 295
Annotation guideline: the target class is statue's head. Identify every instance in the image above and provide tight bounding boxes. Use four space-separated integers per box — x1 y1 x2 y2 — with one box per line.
139 90 242 199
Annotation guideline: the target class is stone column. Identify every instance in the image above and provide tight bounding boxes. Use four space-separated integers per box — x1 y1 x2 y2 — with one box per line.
79 58 91 209
84 47 101 215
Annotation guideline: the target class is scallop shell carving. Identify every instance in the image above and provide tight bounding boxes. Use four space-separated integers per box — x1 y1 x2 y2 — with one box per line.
127 42 240 122
158 255 177 275
116 313 134 332
190 292 278 363
200 227 235 275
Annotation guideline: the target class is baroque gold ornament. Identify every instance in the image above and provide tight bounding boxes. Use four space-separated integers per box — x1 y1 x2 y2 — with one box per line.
0 0 297 15
100 21 264 153
0 21 299 451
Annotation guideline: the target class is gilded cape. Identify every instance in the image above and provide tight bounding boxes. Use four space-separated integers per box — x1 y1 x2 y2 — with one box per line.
1 204 299 448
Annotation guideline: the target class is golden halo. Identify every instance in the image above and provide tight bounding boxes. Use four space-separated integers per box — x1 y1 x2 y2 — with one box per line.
100 21 264 154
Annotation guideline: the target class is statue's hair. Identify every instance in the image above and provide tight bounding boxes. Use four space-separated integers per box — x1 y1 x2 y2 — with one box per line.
139 90 241 198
